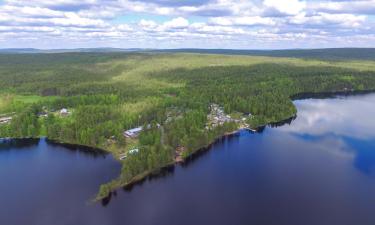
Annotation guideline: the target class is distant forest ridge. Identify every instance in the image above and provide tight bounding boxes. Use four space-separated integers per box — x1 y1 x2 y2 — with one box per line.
0 48 374 60
155 48 375 60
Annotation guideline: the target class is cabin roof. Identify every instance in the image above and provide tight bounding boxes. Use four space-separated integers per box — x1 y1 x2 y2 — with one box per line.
125 127 143 133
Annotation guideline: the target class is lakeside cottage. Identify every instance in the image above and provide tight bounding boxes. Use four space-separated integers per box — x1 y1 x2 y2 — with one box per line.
0 116 12 124
129 148 139 154
38 112 48 118
124 123 161 138
60 108 70 116
124 127 143 138
119 148 140 160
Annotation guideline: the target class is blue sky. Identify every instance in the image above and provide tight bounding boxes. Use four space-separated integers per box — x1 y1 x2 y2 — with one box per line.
0 0 374 49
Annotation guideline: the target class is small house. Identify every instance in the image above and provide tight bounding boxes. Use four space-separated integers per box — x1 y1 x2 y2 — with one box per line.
60 108 69 116
124 126 143 138
129 148 139 154
38 112 48 118
123 123 161 138
119 148 139 160
0 116 12 124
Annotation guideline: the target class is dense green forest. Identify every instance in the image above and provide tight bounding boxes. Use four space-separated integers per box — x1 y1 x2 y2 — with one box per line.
0 51 374 198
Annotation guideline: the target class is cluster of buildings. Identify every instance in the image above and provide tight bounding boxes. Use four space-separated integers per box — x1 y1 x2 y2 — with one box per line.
121 123 161 160
164 107 183 124
37 108 70 118
206 103 253 130
206 104 235 129
0 107 71 125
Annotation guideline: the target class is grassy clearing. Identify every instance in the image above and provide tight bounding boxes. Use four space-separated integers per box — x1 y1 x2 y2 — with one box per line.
0 95 10 112
0 94 59 114
119 97 164 115
12 95 58 104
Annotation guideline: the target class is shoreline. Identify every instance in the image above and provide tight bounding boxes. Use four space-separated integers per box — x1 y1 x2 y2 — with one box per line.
290 89 375 100
0 103 339 202
92 90 375 200
2 90 374 201
95 116 295 201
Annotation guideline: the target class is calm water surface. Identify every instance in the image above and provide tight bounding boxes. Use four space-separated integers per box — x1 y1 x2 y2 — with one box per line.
1 94 375 225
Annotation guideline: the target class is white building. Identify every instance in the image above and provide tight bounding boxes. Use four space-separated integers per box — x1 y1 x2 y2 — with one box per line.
123 127 143 138
60 108 69 116
123 123 160 138
119 148 140 160
0 116 12 124
129 148 139 154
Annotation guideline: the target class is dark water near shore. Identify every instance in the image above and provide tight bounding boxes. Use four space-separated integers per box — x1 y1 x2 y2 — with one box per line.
1 94 375 225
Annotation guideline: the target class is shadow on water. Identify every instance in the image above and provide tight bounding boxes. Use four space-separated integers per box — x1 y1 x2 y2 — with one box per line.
243 115 297 135
0 138 109 159
46 139 109 158
101 192 113 207
101 166 177 206
182 131 241 168
0 138 39 151
122 166 177 192
268 115 297 128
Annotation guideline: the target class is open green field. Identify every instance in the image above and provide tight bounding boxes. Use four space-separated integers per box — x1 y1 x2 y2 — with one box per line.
1 50 375 198
0 94 57 113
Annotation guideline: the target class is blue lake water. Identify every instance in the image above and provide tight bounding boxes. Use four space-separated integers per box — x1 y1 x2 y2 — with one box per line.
1 94 375 225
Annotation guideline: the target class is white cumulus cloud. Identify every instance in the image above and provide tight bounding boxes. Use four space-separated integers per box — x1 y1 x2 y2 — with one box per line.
263 0 306 15
0 0 373 48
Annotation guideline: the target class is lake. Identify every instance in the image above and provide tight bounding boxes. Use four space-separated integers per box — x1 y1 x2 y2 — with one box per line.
1 94 375 225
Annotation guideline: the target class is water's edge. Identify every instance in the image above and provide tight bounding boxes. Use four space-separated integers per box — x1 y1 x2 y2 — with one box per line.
1 90 373 202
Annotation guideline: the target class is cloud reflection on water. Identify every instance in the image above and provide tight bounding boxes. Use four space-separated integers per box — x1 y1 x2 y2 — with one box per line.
274 94 375 175
278 94 375 140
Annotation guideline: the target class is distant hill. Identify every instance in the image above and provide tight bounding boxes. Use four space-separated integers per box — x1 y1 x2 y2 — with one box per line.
0 48 44 53
0 48 145 54
1 48 374 60
154 48 375 61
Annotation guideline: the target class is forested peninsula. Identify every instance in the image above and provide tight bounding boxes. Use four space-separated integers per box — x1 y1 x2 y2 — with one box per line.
1 50 375 199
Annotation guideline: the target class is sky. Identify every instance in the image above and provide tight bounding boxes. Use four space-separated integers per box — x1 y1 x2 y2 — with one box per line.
0 0 374 49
